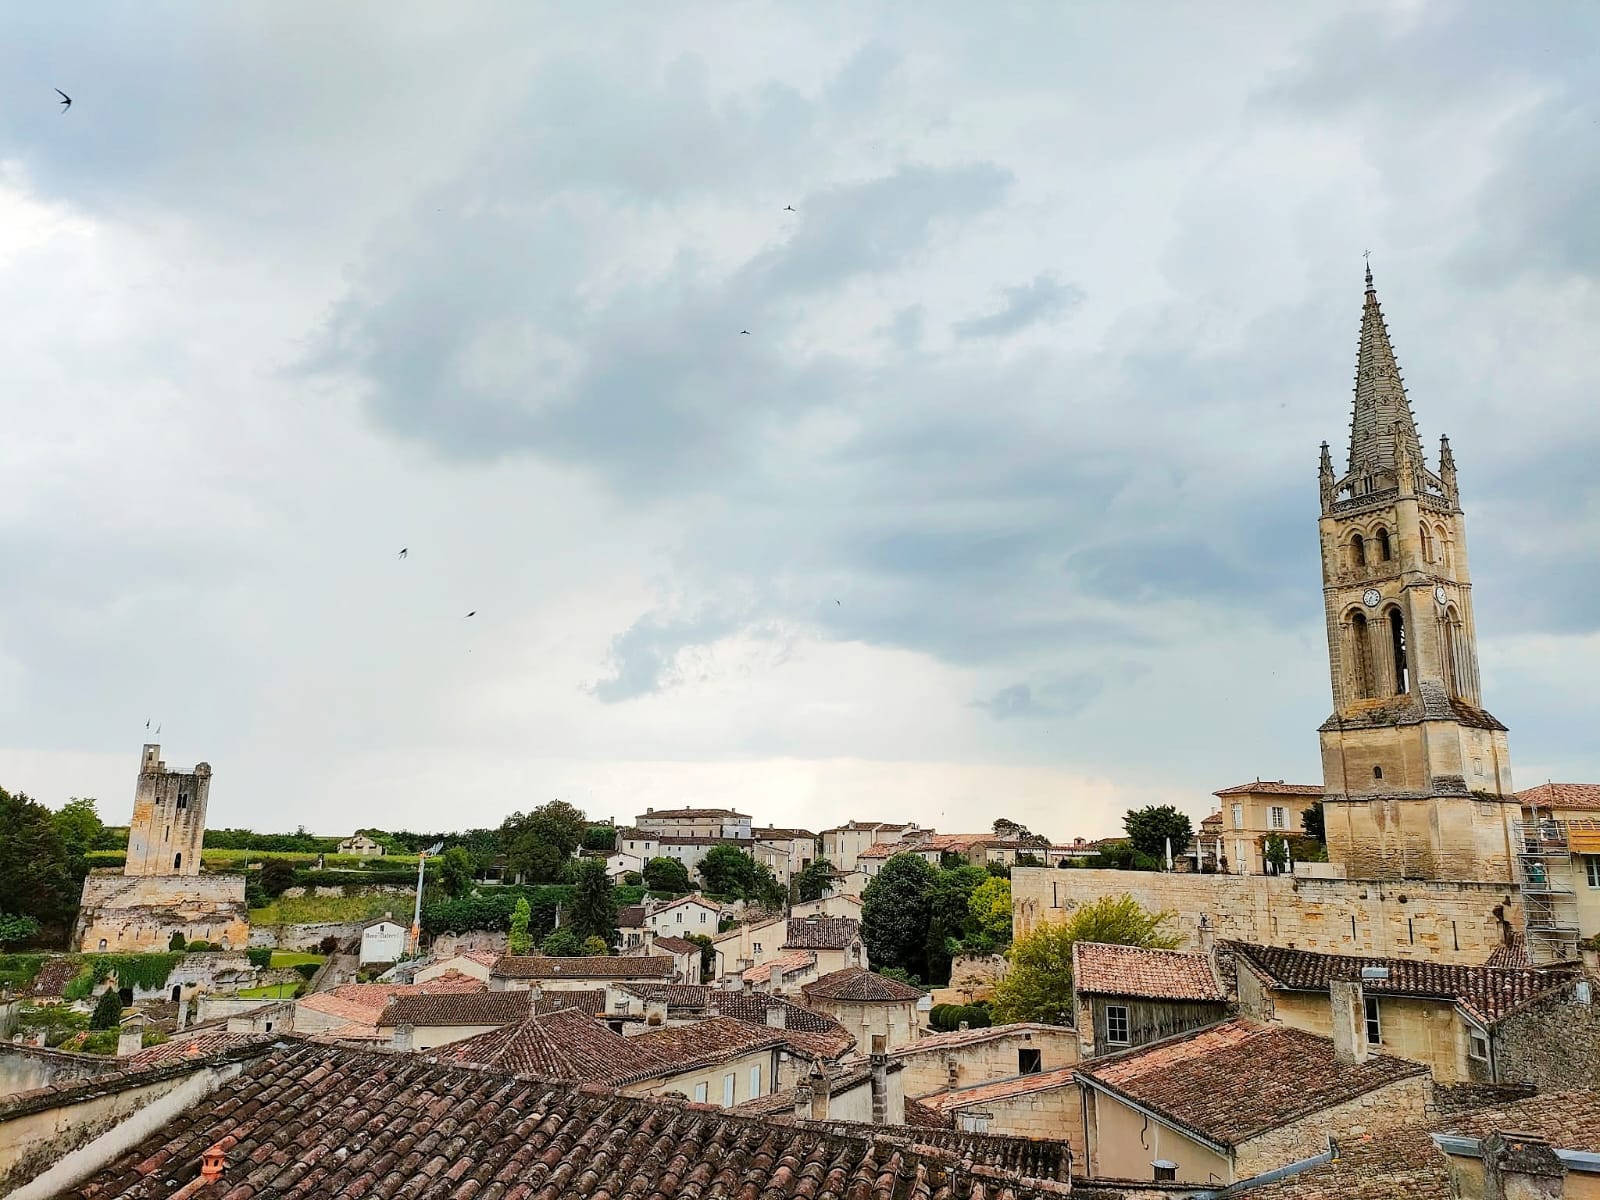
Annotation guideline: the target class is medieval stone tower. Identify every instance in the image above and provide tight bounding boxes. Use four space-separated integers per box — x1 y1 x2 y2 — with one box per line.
124 743 212 877
1316 268 1519 883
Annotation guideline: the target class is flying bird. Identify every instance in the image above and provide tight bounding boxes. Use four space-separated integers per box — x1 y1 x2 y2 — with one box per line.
398 548 408 559
145 719 151 729
740 330 750 335
465 611 476 618
56 89 71 112
155 724 161 734
784 205 795 212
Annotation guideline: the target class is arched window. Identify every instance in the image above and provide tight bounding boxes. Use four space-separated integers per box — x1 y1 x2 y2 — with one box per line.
173 852 182 871
1419 523 1433 563
1434 524 1450 569
1351 534 1367 569
98 938 108 951
1350 612 1375 699
1376 528 1392 561
1442 605 1466 699
1389 609 1408 693
1373 766 1384 780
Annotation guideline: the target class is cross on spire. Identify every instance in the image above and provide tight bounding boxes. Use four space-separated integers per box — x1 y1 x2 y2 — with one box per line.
1347 265 1423 480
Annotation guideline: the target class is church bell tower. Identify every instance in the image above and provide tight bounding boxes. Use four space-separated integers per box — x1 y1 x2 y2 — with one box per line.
1317 267 1518 882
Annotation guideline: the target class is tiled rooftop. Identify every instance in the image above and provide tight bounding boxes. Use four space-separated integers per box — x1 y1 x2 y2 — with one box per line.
887 1023 1069 1058
378 989 532 1028
858 834 992 859
124 1031 272 1067
621 1018 787 1084
803 968 922 1003
651 935 700 955
1482 934 1533 970
1073 942 1224 1002
296 973 485 1024
67 1039 1076 1199
729 1064 882 1116
26 957 78 999
636 806 751 819
1518 781 1600 812
783 916 861 950
919 1065 1079 1111
1230 942 1569 1024
1077 1020 1428 1149
621 985 855 1057
742 949 816 984
491 953 676 980
617 903 648 927
1213 780 1324 796
430 1006 669 1082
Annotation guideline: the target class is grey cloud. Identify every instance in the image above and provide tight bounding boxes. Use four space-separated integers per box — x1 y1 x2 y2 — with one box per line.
953 274 1083 339
974 675 1105 722
588 610 748 704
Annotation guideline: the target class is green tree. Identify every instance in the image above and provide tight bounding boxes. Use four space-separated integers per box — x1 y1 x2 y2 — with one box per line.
793 858 835 903
540 928 583 956
54 797 112 859
0 789 78 933
507 897 533 955
861 854 938 980
966 876 1012 951
992 818 1051 851
992 894 1180 1024
698 845 754 896
569 859 618 947
502 801 590 883
925 865 988 984
259 858 297 898
437 846 474 899
642 856 691 893
0 913 41 945
1301 802 1326 843
687 933 715 978
1123 805 1193 861
89 989 123 1030
1264 835 1290 874
581 935 609 955
582 826 617 853
168 931 186 952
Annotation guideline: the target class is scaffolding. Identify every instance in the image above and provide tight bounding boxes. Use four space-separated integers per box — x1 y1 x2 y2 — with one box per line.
1515 818 1582 964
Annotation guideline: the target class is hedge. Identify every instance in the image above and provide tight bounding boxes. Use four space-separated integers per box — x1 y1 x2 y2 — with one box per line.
246 948 273 969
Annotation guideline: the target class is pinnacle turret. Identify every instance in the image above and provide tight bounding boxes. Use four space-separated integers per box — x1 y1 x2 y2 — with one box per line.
1347 266 1424 481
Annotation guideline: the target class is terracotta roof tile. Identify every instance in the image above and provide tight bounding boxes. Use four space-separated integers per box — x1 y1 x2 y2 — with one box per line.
652 935 699 955
802 968 922 1003
1078 1020 1428 1149
782 916 860 950
71 1039 1076 1198
26 957 79 999
1482 934 1533 969
920 1065 1079 1111
1213 780 1325 796
617 903 648 927
429 1006 668 1081
620 1017 787 1083
742 949 816 984
378 989 532 1027
620 985 855 1057
491 953 676 980
888 1023 1068 1058
1072 942 1224 1002
123 1031 273 1068
636 806 751 819
1518 781 1600 812
1230 942 1570 1024
296 975 485 1024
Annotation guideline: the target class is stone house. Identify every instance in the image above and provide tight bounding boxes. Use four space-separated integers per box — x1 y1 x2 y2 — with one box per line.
646 895 722 937
1076 1019 1431 1186
751 826 818 880
488 954 676 992
1515 782 1600 961
886 1022 1081 1097
1212 781 1325 875
412 949 499 984
731 1043 905 1125
358 918 407 966
801 968 923 1050
818 821 921 873
780 916 866 975
788 894 863 921
626 934 703 985
918 1066 1083 1159
1230 941 1583 1085
1071 942 1229 1058
378 989 532 1051
711 915 785 978
335 834 386 857
633 807 753 840
742 949 818 993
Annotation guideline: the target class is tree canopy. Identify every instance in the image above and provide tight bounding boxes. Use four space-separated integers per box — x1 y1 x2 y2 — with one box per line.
792 858 835 903
436 846 474 898
1301 802 1326 842
642 856 692 894
697 845 784 907
507 897 533 955
1123 805 1193 860
0 788 79 937
991 894 1180 1024
862 854 940 980
569 859 618 947
501 801 589 883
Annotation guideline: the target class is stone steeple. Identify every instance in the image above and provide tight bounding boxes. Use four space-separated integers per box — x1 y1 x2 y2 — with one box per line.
1347 264 1425 481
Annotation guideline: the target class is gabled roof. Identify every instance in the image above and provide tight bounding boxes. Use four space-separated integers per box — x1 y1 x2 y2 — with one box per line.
1518 782 1600 812
26 958 78 999
378 990 532 1028
887 1023 1072 1058
430 1006 667 1081
712 915 784 945
635 807 751 819
620 984 854 1058
619 1018 787 1084
802 968 921 1003
651 935 700 956
918 1065 1079 1111
752 827 817 840
75 1040 1077 1199
1072 942 1225 1003
491 954 676 980
1076 1019 1429 1150
1213 780 1324 797
1230 942 1570 1025
782 916 860 950
296 973 485 1024
124 1031 273 1067
617 903 648 928
650 894 722 915
742 949 816 985
858 833 995 860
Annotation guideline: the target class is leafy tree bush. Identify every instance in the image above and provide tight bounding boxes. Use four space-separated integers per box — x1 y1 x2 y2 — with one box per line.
622 871 643 887
1264 835 1290 874
687 933 715 978
168 931 186 952
875 966 922 988
583 826 617 853
569 859 618 948
992 894 1179 1024
89 989 123 1030
0 788 79 936
793 858 835 903
1123 805 1193 860
580 935 609 955
63 967 96 1002
318 935 340 955
1301 802 1326 842
0 952 46 989
0 914 41 946
294 962 320 981
929 1003 992 1032
259 858 298 898
437 847 474 899
540 928 583 957
862 855 939 981
642 857 691 894
925 865 988 983
501 801 589 883
964 876 1012 953
508 898 533 955
246 948 273 969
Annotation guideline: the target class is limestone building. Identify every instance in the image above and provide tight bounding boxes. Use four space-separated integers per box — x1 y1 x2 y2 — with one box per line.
1317 267 1520 883
74 745 249 953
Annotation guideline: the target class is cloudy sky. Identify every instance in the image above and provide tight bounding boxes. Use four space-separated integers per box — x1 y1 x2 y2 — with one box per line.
2 2 1596 840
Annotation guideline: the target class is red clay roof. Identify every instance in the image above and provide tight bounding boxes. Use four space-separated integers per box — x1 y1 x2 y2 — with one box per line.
492 954 676 980
636 807 750 819
1078 1019 1428 1149
742 949 816 985
1518 782 1600 812
1214 780 1324 797
1072 942 1225 1002
125 1031 272 1067
26 958 78 999
378 990 532 1028
296 974 484 1023
1231 942 1570 1025
782 916 860 950
920 1065 1079 1111
802 968 921 1003
651 935 700 955
888 1023 1067 1058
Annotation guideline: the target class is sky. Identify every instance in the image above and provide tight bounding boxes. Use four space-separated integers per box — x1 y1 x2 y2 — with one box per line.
1 2 1597 841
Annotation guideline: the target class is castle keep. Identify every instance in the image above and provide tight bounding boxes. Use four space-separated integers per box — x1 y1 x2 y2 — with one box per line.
74 744 248 953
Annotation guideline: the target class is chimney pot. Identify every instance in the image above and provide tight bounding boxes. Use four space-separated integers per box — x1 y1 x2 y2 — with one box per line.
200 1145 227 1183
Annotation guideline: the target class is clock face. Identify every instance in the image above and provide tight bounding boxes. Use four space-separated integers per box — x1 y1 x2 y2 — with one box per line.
1434 585 1449 606
1362 588 1381 608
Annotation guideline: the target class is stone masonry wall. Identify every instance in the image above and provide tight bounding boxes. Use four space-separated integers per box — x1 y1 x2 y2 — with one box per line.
893 1027 1080 1098
1234 1073 1430 1177
75 873 249 953
959 1082 1084 1163
1014 868 1519 964
0 1045 117 1099
1491 979 1600 1091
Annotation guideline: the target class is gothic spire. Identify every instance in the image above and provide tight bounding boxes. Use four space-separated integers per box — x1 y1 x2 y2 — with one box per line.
1348 264 1424 480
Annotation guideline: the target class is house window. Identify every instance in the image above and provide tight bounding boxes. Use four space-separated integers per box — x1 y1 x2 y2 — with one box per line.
1469 1029 1489 1062
676 912 683 924
722 1073 736 1106
749 1064 762 1096
753 943 762 954
1232 805 1244 830
1106 1005 1130 1045
1587 858 1600 889
700 912 707 924
98 938 108 951
693 1082 708 1103
1269 806 1287 830
174 853 182 870
1364 996 1381 1045
177 792 188 811
1018 1048 1042 1074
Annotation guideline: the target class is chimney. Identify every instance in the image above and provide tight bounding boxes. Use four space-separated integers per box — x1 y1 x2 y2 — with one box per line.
117 1011 147 1058
946 1057 959 1088
869 1034 888 1125
1329 979 1368 1065
808 1064 830 1120
200 1144 228 1184
177 994 189 1030
1196 914 1215 956
958 1020 969 1032
645 997 667 1027
390 1024 413 1051
765 1002 787 1030
792 1082 813 1120
1481 1131 1566 1200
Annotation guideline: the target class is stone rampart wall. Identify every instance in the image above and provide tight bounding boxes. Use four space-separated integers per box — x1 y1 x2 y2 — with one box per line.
74 874 248 954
